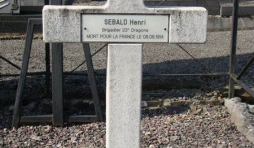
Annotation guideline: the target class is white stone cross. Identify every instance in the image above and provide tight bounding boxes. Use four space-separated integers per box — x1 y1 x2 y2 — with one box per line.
43 0 207 147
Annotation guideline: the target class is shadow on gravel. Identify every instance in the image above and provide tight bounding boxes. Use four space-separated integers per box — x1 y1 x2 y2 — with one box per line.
142 105 190 118
0 52 254 128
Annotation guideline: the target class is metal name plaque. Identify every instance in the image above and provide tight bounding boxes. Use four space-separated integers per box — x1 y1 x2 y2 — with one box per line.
82 15 169 43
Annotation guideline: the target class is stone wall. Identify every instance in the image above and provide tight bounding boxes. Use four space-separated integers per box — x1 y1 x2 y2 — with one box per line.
144 0 254 15
86 0 254 15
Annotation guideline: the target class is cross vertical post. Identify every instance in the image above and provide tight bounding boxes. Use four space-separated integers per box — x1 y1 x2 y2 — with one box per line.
106 44 142 148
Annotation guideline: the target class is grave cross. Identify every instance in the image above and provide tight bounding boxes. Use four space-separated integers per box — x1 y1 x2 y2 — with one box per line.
43 0 207 147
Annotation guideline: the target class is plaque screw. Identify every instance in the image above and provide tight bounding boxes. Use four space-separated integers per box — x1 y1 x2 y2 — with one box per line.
84 28 87 30
164 28 167 31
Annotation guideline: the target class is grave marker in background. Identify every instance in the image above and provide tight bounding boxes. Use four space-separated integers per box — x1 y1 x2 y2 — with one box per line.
43 0 207 147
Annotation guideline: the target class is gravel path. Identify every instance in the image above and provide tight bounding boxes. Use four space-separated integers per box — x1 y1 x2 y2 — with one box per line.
0 105 253 147
1 30 254 79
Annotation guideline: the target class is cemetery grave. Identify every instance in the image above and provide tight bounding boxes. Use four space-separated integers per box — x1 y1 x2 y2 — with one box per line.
41 0 208 147
1 30 254 147
1 0 254 147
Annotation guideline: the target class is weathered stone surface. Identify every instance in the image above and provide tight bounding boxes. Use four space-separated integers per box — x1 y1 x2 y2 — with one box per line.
225 97 254 144
43 0 207 43
224 97 241 114
169 9 207 43
106 44 142 148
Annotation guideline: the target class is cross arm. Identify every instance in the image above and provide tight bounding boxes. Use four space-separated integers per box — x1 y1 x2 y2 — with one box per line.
43 5 207 43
